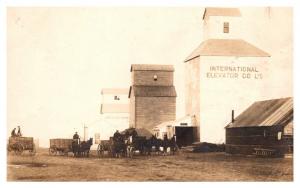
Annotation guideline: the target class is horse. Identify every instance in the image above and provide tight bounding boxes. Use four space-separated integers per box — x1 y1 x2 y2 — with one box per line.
126 136 146 157
162 136 178 155
168 136 178 155
72 139 80 157
111 136 126 158
79 138 93 157
144 136 162 156
72 138 93 157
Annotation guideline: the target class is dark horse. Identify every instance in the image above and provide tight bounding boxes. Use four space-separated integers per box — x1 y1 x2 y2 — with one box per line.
162 136 178 155
144 135 162 155
126 136 147 157
72 138 93 157
111 136 127 158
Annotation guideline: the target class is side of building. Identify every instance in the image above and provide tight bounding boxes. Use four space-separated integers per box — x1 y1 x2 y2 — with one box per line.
225 97 293 155
129 64 177 131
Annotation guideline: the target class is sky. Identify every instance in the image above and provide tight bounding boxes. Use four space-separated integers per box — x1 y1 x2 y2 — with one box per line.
7 7 292 147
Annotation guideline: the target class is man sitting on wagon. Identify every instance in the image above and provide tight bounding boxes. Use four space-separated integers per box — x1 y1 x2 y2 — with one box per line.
73 132 80 144
17 126 22 137
11 128 17 137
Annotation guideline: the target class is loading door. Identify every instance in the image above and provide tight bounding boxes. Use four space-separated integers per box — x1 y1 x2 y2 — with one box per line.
175 126 197 147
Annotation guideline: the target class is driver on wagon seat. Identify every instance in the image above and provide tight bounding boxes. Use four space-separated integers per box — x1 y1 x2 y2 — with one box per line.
73 132 80 144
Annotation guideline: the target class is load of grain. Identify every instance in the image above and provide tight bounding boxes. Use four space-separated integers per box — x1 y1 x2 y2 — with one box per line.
9 137 34 149
50 138 73 149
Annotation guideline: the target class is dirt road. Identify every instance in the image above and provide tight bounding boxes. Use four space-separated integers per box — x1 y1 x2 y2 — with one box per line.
7 149 293 181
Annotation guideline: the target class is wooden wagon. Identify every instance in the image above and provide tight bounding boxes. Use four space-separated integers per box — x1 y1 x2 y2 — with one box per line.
7 136 36 155
49 138 75 156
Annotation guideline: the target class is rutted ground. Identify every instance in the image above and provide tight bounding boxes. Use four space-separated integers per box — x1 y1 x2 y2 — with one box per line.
7 149 293 181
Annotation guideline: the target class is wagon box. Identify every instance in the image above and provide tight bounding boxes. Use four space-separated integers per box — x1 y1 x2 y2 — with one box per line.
9 137 34 147
50 139 74 148
49 138 75 155
7 136 35 155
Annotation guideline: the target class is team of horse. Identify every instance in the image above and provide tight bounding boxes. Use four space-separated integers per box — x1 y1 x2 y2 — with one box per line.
68 129 179 158
97 132 178 158
72 138 93 157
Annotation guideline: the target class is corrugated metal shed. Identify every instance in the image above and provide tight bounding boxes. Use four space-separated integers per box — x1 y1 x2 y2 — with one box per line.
226 97 293 128
129 86 177 97
203 7 241 20
185 39 270 62
130 64 174 72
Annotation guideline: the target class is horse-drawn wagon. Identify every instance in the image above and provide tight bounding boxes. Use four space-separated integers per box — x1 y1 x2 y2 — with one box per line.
49 138 93 157
7 136 36 155
49 138 74 156
96 128 178 158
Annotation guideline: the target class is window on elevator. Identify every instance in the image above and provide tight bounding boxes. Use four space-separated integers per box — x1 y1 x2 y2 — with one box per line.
223 22 229 33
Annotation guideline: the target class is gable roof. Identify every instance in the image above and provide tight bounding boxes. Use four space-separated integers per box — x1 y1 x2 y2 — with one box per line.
129 86 177 98
226 97 293 128
130 64 174 72
203 7 241 20
184 39 270 62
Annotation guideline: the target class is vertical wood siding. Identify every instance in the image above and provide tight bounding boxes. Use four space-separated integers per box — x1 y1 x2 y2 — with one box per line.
135 97 176 130
133 70 173 86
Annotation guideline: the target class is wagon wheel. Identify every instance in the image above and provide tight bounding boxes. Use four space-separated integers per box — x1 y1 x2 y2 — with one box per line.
109 145 115 158
63 149 69 156
49 146 57 155
14 143 23 155
98 145 106 158
173 144 180 155
29 144 36 156
7 144 11 152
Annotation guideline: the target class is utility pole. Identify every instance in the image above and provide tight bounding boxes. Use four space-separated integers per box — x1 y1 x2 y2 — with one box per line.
83 124 88 141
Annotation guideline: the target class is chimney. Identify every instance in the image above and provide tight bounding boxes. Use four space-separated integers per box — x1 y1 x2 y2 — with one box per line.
231 110 235 123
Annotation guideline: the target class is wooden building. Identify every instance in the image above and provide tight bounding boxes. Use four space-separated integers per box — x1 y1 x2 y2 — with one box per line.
129 64 177 131
225 97 293 156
